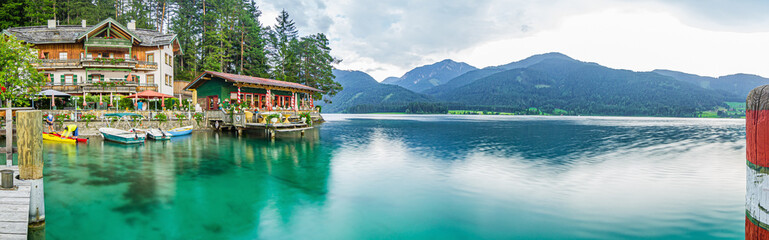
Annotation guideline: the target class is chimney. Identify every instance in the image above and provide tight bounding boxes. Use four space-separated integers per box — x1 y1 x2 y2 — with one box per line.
47 19 56 29
82 19 87 28
127 21 136 31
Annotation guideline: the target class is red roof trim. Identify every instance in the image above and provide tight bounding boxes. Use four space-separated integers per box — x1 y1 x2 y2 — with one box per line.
185 71 322 93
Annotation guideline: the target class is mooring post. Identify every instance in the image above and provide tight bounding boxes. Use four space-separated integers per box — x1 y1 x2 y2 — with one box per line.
17 110 44 226
6 100 12 166
746 86 769 239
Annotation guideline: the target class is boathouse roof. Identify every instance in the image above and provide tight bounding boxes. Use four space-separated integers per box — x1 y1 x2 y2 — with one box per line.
185 71 323 93
1 18 178 47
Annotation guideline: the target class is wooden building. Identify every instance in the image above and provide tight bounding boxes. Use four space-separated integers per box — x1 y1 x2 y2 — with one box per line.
185 71 319 112
2 18 182 97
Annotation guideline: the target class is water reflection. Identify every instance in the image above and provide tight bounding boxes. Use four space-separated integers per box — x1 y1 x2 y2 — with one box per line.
42 115 746 239
44 131 331 239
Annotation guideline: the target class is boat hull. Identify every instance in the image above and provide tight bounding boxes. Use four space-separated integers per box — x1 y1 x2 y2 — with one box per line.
147 134 171 140
168 126 193 137
50 133 88 143
99 128 145 144
43 133 76 144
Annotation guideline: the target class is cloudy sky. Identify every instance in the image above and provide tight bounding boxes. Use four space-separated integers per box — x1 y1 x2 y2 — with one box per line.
255 0 769 81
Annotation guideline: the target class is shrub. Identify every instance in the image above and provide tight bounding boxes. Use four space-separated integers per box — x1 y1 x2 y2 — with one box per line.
82 114 96 128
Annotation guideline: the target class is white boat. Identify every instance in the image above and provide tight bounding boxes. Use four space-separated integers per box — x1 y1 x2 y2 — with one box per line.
168 125 193 136
146 128 171 140
99 128 145 144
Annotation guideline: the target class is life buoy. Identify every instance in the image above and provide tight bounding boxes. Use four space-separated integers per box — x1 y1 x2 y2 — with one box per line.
235 115 241 122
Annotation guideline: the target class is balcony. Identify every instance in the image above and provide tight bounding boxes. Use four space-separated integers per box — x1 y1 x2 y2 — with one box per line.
41 83 81 94
81 58 136 69
135 61 158 70
32 58 157 71
32 59 81 69
41 82 161 94
84 38 132 49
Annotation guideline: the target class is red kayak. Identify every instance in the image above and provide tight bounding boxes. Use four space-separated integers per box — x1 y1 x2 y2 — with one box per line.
46 132 88 143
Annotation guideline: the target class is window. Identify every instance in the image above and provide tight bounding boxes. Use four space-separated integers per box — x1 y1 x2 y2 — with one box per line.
165 54 169 65
42 52 49 59
147 75 155 85
147 53 154 62
65 75 73 84
124 53 129 59
44 73 52 83
80 52 84 59
101 52 109 58
59 52 67 60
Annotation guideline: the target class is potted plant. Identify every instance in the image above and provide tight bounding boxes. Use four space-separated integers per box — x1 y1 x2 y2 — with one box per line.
175 113 186 127
193 113 204 127
82 114 96 128
155 112 168 128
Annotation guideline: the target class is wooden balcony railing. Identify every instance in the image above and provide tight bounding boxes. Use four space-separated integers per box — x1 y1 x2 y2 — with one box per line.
33 58 157 70
32 59 81 68
84 38 132 48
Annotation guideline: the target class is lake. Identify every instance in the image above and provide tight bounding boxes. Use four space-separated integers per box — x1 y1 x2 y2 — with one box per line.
39 114 745 239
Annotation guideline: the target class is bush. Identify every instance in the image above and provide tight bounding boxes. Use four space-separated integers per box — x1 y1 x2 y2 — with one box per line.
155 112 167 127
82 114 96 128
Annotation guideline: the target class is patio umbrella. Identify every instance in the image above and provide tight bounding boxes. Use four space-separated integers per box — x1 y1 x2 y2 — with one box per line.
126 90 174 110
37 89 71 109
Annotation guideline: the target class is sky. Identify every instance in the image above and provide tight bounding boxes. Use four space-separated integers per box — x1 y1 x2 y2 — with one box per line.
255 0 769 81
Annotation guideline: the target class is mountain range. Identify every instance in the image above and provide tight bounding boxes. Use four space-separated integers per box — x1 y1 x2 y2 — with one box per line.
320 52 769 117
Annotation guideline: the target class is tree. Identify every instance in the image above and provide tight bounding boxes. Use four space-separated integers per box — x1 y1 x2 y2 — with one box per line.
267 10 299 81
237 0 269 77
0 35 46 107
0 0 25 29
297 34 341 103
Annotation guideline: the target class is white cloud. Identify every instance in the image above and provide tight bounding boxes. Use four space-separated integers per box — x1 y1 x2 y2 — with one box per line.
256 0 769 81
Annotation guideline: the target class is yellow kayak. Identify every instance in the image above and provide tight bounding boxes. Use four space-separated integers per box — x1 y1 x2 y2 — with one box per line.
43 133 76 144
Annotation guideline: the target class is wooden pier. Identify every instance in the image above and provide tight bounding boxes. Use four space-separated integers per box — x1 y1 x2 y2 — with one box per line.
0 166 30 240
205 110 322 137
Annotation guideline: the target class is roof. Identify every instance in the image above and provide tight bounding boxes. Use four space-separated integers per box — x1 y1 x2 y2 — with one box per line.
2 18 179 47
185 71 322 93
126 90 175 99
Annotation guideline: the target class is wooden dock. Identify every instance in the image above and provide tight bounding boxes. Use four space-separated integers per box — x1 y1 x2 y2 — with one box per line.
0 166 30 240
206 110 322 136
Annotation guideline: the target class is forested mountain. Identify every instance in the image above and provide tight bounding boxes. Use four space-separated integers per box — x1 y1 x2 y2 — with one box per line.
433 59 726 116
320 70 433 113
383 59 477 92
653 70 769 100
382 77 401 84
423 52 577 95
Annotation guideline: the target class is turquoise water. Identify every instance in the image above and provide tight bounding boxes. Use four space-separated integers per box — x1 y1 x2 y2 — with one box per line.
39 115 745 239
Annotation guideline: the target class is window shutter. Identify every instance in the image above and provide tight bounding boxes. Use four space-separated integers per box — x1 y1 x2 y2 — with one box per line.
136 76 140 82
60 75 65 84
87 74 92 83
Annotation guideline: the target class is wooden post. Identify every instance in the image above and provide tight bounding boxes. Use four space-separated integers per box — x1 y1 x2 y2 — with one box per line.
6 100 12 166
747 86 769 239
17 110 44 225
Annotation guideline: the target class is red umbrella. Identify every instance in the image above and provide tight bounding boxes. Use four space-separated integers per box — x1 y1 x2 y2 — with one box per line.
126 90 174 99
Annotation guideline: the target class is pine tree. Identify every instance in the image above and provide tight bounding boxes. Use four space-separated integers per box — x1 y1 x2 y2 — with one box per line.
267 10 299 81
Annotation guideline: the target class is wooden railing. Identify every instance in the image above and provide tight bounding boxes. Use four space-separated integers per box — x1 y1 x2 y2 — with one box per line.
84 38 132 48
32 59 81 68
33 58 157 70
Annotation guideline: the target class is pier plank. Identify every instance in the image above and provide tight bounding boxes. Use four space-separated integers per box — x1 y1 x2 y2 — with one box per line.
0 222 27 234
0 233 26 240
0 169 31 239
